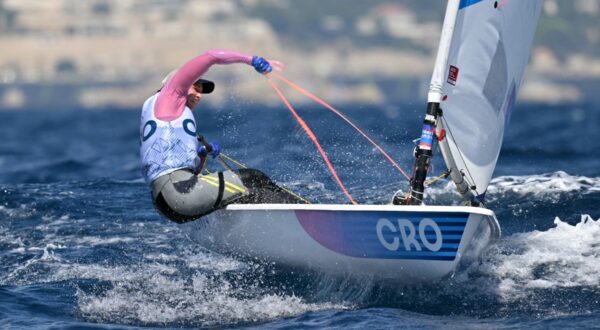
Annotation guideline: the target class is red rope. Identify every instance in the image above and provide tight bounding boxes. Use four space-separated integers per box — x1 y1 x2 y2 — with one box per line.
265 76 358 205
272 72 411 181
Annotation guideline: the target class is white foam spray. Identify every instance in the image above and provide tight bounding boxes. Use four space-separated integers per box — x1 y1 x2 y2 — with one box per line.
456 214 600 302
0 212 347 327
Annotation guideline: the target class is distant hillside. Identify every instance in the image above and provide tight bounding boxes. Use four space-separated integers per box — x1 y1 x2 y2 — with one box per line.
0 0 598 109
241 0 600 59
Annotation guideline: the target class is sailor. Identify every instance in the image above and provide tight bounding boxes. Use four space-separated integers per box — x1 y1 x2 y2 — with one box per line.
140 50 305 223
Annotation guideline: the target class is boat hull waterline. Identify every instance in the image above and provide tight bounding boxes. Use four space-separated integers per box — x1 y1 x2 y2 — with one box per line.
185 204 500 283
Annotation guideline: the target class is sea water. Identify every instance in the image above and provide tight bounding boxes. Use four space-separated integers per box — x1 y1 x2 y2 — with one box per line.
0 103 599 329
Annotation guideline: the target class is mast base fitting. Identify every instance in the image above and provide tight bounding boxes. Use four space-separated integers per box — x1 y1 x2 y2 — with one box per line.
391 191 412 205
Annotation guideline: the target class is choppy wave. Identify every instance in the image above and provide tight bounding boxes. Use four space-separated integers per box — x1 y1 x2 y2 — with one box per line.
488 171 600 197
421 171 600 205
465 214 600 299
0 205 347 327
76 270 345 327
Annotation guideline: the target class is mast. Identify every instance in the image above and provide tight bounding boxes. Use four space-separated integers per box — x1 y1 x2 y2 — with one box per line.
398 0 460 205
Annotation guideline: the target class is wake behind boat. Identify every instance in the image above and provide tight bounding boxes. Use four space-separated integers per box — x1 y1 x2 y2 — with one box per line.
184 0 542 282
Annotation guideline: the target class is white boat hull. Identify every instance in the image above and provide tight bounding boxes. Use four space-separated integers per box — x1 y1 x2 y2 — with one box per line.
184 204 500 283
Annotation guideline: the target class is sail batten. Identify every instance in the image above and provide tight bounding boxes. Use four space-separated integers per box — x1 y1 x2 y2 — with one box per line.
437 0 542 202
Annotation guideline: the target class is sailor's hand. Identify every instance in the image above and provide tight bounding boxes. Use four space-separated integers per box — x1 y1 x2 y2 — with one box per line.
198 142 221 159
251 56 272 74
209 142 221 158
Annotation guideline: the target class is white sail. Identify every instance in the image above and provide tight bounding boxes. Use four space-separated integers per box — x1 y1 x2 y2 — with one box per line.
437 0 542 202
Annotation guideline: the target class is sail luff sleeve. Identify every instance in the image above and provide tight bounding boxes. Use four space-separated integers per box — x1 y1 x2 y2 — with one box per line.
428 0 461 103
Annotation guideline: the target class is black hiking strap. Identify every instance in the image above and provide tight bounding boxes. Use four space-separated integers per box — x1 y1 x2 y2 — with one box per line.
214 171 225 208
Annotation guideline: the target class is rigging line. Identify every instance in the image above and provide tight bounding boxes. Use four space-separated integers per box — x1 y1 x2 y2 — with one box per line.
440 115 481 196
220 153 248 169
425 170 451 187
216 156 233 171
272 72 411 181
265 76 358 205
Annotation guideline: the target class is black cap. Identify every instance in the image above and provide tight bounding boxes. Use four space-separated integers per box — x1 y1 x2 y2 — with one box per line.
194 78 215 94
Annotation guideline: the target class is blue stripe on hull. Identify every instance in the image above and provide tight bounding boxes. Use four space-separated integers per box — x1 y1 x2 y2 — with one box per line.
460 0 484 9
297 211 474 261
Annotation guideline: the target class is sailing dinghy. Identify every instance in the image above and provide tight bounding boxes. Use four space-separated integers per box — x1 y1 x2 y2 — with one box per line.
185 0 542 283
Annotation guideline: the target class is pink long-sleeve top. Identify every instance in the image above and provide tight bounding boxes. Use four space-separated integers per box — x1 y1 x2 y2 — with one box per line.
154 50 253 121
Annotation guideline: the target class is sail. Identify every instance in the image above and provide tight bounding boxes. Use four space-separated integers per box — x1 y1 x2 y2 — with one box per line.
438 0 542 202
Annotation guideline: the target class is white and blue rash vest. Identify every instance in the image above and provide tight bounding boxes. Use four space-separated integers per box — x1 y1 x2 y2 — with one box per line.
140 94 200 184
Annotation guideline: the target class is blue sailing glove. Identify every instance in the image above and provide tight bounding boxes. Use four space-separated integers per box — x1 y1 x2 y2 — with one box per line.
198 142 221 158
251 56 272 74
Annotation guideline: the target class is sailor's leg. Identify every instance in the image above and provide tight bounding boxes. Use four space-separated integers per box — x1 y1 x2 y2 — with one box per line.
234 168 308 204
150 169 247 223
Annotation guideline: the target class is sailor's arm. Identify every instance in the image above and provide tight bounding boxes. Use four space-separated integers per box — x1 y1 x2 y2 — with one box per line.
154 50 256 121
